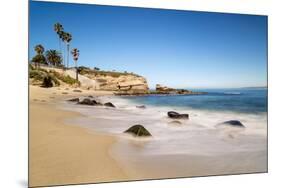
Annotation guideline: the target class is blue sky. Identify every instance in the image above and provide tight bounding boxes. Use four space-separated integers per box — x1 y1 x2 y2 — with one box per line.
29 1 267 89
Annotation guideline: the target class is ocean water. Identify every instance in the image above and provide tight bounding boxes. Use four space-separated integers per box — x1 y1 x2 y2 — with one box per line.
63 87 267 152
62 88 267 175
119 88 268 114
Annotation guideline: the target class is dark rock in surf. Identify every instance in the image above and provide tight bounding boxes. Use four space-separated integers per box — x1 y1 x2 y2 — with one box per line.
136 105 146 109
167 111 189 119
124 125 152 137
104 102 115 108
78 98 98 105
68 98 79 102
221 120 245 128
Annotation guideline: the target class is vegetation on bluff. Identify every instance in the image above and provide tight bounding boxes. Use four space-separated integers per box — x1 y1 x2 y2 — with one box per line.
29 65 80 87
77 66 141 78
49 70 80 85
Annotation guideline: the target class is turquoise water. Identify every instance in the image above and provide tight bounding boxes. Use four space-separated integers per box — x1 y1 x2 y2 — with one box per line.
120 88 267 114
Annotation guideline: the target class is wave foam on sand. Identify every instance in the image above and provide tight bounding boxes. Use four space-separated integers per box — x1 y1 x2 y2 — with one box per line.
61 96 267 179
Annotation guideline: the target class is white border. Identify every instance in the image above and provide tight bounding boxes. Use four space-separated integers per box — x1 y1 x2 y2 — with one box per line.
1 0 280 188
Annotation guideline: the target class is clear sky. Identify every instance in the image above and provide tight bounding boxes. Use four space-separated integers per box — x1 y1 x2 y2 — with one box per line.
29 1 267 89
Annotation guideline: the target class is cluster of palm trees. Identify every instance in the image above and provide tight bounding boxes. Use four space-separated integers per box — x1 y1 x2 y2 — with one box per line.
54 23 72 68
31 22 80 73
32 44 62 68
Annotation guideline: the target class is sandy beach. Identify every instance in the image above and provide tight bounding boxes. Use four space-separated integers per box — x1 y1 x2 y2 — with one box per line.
29 85 267 187
29 86 129 187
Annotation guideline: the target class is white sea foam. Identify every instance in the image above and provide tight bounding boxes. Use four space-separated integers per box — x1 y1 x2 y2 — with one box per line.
61 96 267 157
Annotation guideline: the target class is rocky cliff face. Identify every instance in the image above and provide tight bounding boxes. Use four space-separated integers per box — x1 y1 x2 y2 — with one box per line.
95 74 149 93
79 68 149 93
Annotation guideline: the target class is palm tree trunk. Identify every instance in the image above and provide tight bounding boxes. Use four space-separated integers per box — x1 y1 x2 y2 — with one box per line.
75 60 78 81
63 44 66 69
67 43 69 68
59 37 61 54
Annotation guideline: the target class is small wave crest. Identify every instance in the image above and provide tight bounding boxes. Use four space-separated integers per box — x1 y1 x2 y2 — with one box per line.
223 92 241 95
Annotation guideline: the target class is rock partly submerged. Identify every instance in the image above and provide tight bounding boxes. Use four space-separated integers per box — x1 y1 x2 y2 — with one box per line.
104 102 115 108
218 120 245 128
136 105 146 109
153 84 207 95
168 111 189 119
78 98 98 105
124 125 152 137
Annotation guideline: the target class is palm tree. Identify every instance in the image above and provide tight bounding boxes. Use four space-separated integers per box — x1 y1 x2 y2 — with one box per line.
32 44 46 68
54 23 64 52
71 48 80 81
62 32 72 68
45 50 62 67
34 44 44 55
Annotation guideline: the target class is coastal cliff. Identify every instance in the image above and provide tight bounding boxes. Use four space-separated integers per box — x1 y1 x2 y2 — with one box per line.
78 67 149 94
29 65 205 95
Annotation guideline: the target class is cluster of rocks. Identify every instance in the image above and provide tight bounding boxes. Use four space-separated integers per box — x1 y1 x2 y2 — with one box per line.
154 84 206 95
67 97 115 108
124 111 190 137
68 98 245 138
155 84 175 92
115 84 207 96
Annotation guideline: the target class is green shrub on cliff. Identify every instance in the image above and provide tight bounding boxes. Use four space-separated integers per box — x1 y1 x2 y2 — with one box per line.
77 66 141 78
49 70 80 85
29 69 60 87
29 69 45 81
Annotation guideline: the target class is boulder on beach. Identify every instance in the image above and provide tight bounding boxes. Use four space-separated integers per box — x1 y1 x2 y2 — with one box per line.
220 120 245 128
41 76 53 88
104 102 115 108
167 111 189 119
124 125 152 137
68 98 79 102
78 98 98 105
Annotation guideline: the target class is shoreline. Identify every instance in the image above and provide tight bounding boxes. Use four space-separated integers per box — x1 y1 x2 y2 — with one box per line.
61 92 267 180
29 85 267 187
